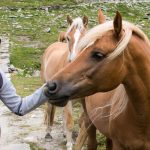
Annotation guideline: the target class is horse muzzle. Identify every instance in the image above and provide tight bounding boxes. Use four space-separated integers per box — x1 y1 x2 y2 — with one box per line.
43 81 72 107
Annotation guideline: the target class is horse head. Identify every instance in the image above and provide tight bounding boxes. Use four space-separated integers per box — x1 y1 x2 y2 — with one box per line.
65 15 88 61
45 11 150 107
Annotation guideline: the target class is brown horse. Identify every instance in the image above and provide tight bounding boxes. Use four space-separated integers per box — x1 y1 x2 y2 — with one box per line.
41 15 88 150
45 11 150 150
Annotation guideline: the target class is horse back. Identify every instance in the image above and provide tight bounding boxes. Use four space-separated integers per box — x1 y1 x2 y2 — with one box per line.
41 42 69 81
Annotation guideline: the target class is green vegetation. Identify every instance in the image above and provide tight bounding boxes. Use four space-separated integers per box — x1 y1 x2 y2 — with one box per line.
11 75 42 96
0 1 149 74
29 142 45 150
0 0 75 7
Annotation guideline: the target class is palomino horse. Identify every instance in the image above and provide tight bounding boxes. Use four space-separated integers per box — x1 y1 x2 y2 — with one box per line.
41 15 88 150
44 11 150 150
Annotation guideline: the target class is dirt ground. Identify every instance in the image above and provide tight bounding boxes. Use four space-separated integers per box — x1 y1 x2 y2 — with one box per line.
0 100 69 150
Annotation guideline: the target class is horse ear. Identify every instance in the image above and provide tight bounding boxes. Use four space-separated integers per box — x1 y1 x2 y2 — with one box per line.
58 31 66 42
67 15 73 25
98 8 106 24
83 15 88 27
113 11 122 37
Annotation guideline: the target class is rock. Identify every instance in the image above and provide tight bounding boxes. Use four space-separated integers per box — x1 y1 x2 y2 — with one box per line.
147 13 150 16
1 143 30 150
0 36 10 78
25 74 31 77
8 64 18 73
143 17 149 20
44 27 51 33
24 136 38 143
32 70 40 77
15 25 22 29
17 8 22 12
17 68 24 75
9 15 18 18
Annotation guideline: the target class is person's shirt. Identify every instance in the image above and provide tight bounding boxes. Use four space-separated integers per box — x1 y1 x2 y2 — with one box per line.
0 69 48 116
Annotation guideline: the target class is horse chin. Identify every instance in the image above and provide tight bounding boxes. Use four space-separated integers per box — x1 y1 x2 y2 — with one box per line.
52 100 68 107
48 97 69 107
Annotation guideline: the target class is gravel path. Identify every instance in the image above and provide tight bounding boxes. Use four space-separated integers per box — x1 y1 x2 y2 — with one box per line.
0 101 66 150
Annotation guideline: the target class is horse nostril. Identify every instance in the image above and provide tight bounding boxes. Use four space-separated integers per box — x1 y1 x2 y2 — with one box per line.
49 82 57 91
48 81 58 93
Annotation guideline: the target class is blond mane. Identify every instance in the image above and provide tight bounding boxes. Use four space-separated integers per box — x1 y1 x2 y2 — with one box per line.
89 85 128 121
76 20 150 60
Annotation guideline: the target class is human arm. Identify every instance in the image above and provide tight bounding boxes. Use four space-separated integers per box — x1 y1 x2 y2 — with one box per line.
0 70 48 116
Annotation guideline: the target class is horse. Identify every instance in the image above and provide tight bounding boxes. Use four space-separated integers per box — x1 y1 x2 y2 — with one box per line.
41 15 88 150
44 11 150 150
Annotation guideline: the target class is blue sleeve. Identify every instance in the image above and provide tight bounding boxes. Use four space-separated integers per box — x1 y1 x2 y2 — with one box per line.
0 69 48 116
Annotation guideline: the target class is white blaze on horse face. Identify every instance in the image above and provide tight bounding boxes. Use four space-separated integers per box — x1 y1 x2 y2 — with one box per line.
69 29 81 61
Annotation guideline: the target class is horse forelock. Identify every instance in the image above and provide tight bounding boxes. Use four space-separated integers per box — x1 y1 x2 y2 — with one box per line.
76 21 149 60
77 21 114 53
66 17 86 61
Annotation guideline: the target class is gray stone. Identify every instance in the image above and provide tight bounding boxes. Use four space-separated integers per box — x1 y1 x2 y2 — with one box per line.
1 143 30 150
8 64 18 73
44 27 51 33
32 70 40 77
0 36 10 79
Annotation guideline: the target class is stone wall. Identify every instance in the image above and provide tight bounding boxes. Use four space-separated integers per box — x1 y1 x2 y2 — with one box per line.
0 36 10 79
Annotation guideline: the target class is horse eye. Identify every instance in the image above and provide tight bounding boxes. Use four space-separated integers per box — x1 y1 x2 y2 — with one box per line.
91 51 105 61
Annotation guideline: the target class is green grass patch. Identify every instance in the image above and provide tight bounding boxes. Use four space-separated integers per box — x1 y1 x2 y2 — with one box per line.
11 74 42 96
0 0 75 8
0 2 149 74
29 143 45 150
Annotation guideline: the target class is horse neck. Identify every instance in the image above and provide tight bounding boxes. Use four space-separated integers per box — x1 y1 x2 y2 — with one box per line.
123 34 150 121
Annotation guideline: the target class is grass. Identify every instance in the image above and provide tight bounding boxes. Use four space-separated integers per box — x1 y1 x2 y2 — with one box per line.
0 0 75 7
29 143 45 150
0 1 149 75
11 74 43 96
